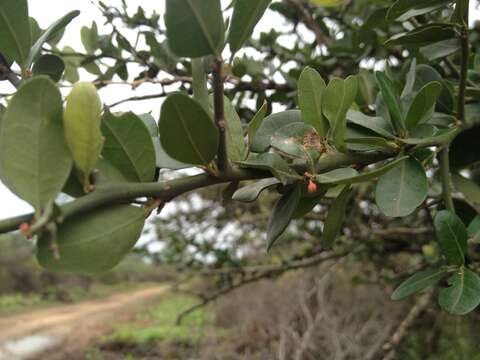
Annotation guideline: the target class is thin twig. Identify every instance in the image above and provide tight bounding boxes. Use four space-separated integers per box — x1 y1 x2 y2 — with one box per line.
381 289 434 360
175 250 350 325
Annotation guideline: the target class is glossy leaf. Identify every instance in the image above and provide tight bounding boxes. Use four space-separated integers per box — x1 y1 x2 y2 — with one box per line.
223 96 247 162
450 126 480 169
346 110 395 139
0 0 31 68
251 110 303 153
298 67 328 137
452 174 480 206
165 0 225 57
237 153 301 185
434 210 468 266
232 178 280 202
322 76 358 150
37 205 146 275
27 10 80 68
316 157 408 185
64 82 104 185
0 77 72 211
398 127 460 146
414 65 454 114
321 185 351 249
375 71 405 135
248 102 268 148
439 268 480 315
102 111 156 182
387 0 451 22
420 38 460 61
375 157 428 217
401 58 417 99
267 184 302 250
356 70 377 107
392 268 448 300
32 54 65 82
468 215 480 243
140 113 189 170
270 122 322 160
405 82 442 131
159 93 219 166
345 136 398 152
228 0 271 55
386 24 457 48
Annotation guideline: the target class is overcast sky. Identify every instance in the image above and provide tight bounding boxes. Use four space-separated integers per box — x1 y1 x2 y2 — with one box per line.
0 1 479 222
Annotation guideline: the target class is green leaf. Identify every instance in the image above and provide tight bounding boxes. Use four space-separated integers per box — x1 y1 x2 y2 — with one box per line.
26 10 80 68
293 192 326 219
223 96 246 162
375 71 405 135
434 210 468 266
267 184 302 250
375 157 428 217
345 136 398 152
398 127 460 146
405 82 442 131
251 110 303 153
321 185 351 249
237 153 301 185
316 168 359 184
298 67 328 137
401 58 417 99
322 76 358 150
61 46 81 83
419 38 460 61
37 205 146 275
248 101 268 148
232 178 280 202
439 268 480 315
140 113 189 170
165 0 225 57
159 93 219 166
316 157 408 185
346 110 395 139
145 32 178 71
385 24 457 48
392 268 448 300
0 77 72 211
228 0 271 55
414 65 454 114
32 54 65 82
270 122 322 161
64 82 104 186
387 0 451 22
468 215 480 243
450 126 480 169
356 70 378 107
192 58 210 112
81 22 98 54
452 174 480 207
0 0 31 69
101 111 156 182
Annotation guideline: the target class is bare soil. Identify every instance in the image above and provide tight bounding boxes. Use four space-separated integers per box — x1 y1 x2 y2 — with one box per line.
0 286 169 360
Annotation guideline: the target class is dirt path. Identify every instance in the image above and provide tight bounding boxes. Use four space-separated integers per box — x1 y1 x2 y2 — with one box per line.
0 285 169 360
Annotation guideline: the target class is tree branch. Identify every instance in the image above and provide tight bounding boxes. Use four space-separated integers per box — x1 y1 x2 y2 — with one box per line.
175 249 349 325
0 151 394 235
381 289 434 360
457 0 470 124
212 58 229 173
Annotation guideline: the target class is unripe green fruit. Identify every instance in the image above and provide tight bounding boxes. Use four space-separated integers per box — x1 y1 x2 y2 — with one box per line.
63 82 104 190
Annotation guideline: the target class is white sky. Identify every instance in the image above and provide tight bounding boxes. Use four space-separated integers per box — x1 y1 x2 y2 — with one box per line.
0 1 479 222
